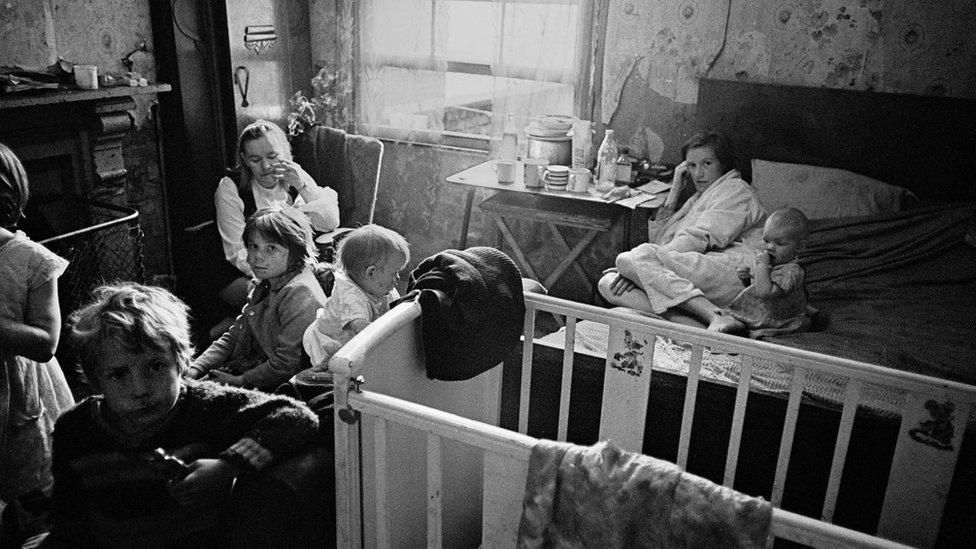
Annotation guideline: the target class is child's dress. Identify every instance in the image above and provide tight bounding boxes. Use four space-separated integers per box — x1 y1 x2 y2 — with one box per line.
725 259 808 338
0 232 75 503
301 270 399 374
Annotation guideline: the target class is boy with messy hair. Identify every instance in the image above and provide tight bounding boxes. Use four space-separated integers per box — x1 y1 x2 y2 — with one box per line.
41 283 318 547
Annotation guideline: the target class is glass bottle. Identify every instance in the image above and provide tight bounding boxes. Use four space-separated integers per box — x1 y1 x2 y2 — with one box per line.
615 147 632 186
595 129 617 191
499 112 518 161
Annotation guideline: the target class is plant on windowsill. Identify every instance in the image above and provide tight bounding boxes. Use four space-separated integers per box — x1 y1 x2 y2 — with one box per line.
286 67 351 137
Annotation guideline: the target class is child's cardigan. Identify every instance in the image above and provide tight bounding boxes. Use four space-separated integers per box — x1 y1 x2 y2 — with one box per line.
191 266 327 390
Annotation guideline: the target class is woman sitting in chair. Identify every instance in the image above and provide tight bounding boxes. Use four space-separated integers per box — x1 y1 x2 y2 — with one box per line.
214 120 340 315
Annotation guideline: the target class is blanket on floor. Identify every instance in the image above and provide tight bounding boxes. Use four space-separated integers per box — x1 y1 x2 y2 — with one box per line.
517 440 772 548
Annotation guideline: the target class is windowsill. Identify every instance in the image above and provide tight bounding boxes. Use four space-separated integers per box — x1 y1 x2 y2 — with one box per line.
373 135 490 157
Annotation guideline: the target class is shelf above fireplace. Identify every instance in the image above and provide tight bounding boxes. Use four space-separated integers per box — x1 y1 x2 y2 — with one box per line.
0 83 171 110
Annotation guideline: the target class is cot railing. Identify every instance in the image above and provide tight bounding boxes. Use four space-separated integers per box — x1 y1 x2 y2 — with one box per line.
343 383 912 548
519 293 976 547
331 292 976 548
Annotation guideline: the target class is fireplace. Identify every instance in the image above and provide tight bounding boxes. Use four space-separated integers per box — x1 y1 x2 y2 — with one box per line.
1 86 170 292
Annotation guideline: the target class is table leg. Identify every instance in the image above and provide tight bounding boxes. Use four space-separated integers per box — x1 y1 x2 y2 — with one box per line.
490 213 540 281
458 188 475 249
544 224 599 290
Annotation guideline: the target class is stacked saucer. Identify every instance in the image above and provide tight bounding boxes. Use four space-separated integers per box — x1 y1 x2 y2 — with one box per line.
525 114 575 139
544 165 569 190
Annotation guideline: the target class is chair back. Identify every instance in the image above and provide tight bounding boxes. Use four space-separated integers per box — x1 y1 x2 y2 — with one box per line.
291 125 383 229
343 133 382 227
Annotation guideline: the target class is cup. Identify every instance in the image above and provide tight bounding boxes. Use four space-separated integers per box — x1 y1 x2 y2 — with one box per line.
523 157 548 188
74 65 98 90
568 168 592 193
493 159 517 184
543 165 569 190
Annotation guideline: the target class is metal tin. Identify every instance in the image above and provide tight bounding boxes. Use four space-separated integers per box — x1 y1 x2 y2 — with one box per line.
526 135 572 166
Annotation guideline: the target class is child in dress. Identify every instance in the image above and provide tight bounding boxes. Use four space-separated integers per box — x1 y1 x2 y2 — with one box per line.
42 283 318 547
0 143 75 545
188 208 327 391
300 224 410 379
725 207 811 338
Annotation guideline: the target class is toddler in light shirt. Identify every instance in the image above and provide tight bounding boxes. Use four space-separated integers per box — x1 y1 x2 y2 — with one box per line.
725 207 811 338
299 224 410 379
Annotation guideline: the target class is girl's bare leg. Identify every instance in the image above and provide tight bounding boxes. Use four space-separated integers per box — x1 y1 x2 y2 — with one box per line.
597 271 654 313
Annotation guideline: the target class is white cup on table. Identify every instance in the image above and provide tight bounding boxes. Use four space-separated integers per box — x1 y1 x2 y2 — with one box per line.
568 168 592 192
523 157 548 188
493 159 517 184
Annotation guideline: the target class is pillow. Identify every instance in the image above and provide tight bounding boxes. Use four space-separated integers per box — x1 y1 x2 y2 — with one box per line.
751 159 917 220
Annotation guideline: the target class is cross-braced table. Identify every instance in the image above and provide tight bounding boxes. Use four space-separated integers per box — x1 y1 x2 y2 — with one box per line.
447 160 663 300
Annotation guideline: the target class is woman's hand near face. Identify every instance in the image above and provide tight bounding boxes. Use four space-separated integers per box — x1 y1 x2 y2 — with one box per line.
272 159 305 192
661 160 689 214
671 161 689 190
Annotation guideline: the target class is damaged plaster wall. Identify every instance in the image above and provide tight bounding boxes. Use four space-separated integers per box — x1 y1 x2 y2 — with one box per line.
606 0 976 163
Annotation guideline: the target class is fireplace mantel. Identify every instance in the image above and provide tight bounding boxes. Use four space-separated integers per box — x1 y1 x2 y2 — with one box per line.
0 84 171 110
0 83 171 204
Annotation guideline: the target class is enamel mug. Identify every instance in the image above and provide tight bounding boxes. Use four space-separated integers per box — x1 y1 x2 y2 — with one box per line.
568 168 592 192
523 157 548 188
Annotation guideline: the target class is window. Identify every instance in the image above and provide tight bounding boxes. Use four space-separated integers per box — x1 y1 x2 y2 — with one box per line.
358 0 587 149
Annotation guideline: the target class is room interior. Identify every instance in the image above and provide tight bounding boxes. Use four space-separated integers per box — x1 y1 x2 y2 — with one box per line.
2 1 975 547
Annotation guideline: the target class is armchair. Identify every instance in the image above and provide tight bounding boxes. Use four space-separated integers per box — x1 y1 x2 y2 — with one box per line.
290 125 383 259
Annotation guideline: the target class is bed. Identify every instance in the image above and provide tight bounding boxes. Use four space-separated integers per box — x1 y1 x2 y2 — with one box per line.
327 80 976 548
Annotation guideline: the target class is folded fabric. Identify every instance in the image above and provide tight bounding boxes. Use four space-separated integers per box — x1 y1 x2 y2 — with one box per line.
397 247 525 381
517 440 772 548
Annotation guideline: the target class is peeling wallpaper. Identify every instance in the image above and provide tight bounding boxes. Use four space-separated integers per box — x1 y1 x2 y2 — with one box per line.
608 0 975 165
604 0 974 124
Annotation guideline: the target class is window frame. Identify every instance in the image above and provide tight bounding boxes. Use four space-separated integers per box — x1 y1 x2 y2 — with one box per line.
355 0 594 150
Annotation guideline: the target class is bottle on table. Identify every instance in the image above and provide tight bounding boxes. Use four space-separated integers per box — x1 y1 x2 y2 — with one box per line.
595 129 617 192
615 147 633 186
500 112 518 162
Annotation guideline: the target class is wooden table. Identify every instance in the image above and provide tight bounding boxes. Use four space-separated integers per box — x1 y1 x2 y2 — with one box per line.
446 160 664 298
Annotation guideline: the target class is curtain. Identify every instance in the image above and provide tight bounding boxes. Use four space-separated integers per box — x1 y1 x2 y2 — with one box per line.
347 0 587 153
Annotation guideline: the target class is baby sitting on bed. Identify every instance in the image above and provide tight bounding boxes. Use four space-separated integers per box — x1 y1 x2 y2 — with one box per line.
724 207 811 338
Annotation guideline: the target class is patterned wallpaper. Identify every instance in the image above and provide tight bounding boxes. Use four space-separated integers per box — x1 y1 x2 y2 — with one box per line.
605 0 976 162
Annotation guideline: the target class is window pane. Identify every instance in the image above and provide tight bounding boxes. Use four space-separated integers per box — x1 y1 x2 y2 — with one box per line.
367 0 432 58
434 1 501 64
359 0 581 144
362 67 573 136
502 4 578 74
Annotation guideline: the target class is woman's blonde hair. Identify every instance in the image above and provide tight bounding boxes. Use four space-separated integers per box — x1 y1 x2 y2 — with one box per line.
69 283 194 380
337 224 410 275
235 119 292 192
243 208 317 272
0 142 29 230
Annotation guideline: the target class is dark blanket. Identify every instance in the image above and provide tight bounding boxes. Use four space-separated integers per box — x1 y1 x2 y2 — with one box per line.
517 441 772 548
767 203 976 385
399 247 525 381
290 125 356 222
